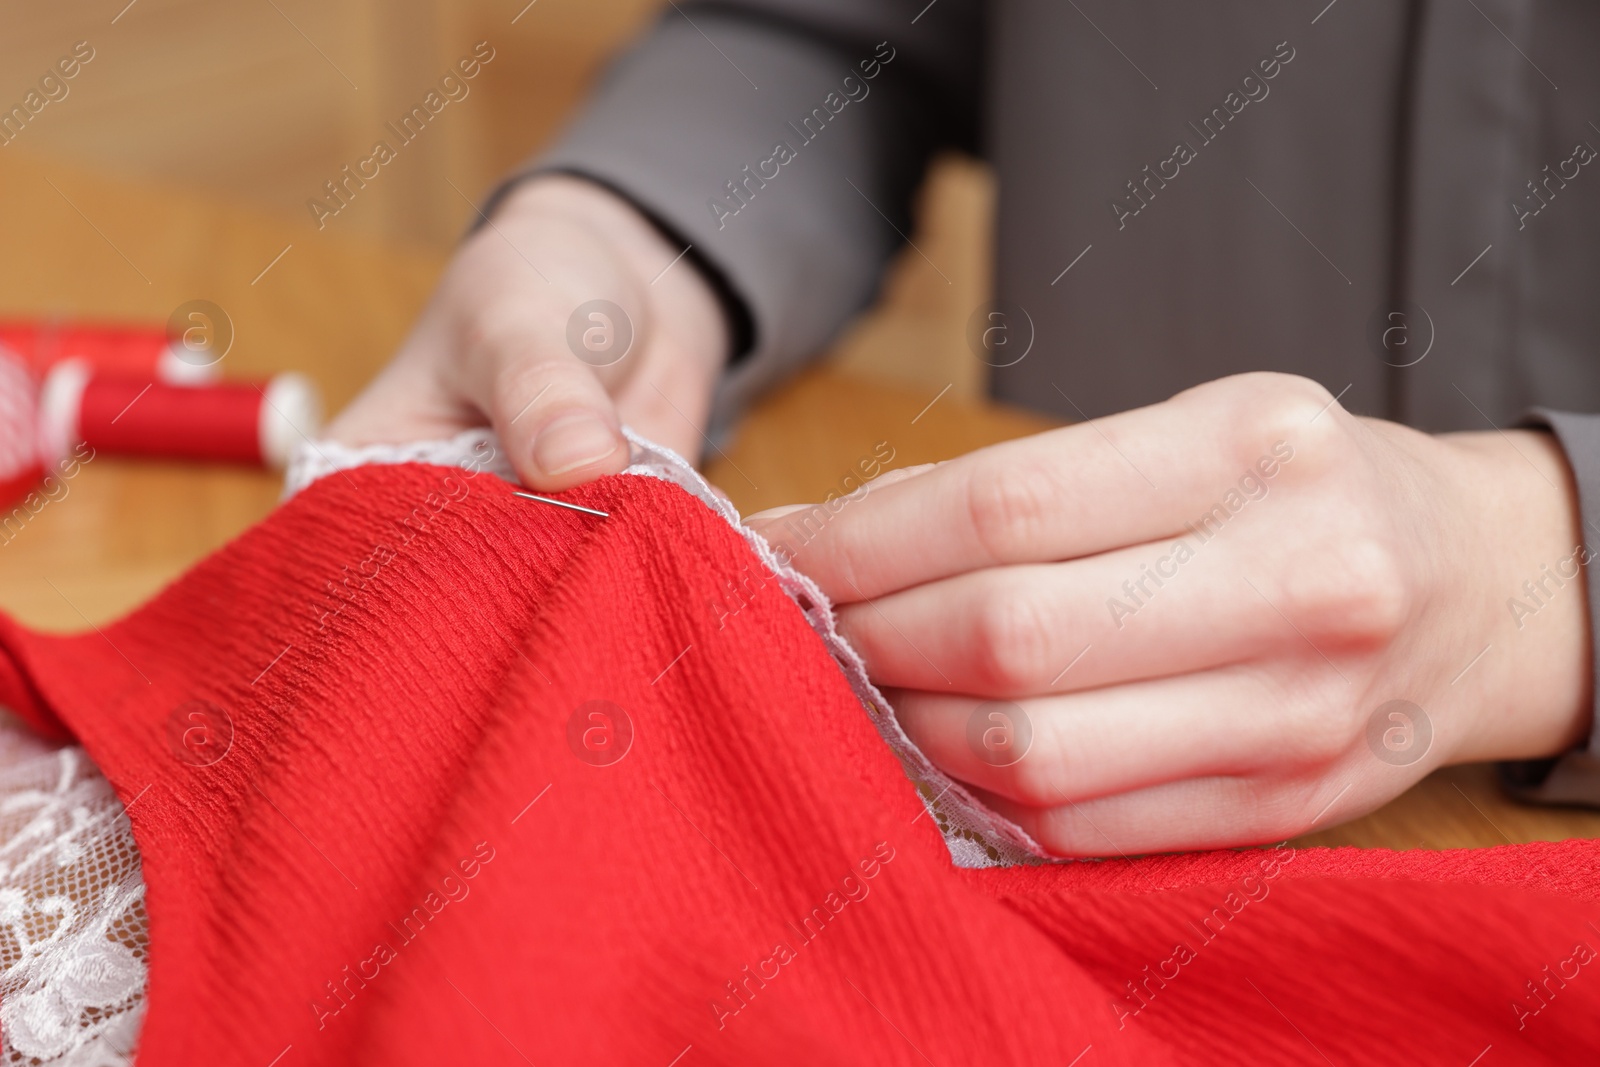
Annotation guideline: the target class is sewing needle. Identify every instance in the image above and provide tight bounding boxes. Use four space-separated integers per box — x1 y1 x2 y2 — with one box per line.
513 490 609 518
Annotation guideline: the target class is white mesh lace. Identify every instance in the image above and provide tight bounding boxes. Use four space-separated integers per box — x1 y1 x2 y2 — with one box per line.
0 722 145 1067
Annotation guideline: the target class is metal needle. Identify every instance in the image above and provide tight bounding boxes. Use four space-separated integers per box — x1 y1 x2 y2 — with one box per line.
512 491 609 518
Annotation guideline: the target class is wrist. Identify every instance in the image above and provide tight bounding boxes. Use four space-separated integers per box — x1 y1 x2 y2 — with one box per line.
493 174 729 373
493 175 669 263
1443 429 1593 762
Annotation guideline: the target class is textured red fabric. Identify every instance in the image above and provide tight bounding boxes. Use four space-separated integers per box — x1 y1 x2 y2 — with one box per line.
0 463 1597 1065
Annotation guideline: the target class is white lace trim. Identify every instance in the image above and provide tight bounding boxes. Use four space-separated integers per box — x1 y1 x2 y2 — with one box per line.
0 724 145 1067
285 429 1049 867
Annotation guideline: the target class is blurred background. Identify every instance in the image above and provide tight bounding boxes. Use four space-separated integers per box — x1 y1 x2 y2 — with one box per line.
0 0 992 399
0 0 1592 851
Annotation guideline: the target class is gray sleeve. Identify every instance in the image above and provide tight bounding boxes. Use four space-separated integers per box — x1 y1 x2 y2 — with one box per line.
488 0 983 429
1499 409 1600 807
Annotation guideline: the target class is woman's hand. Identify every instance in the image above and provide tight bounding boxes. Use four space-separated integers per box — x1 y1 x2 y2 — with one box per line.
327 175 728 489
747 373 1594 855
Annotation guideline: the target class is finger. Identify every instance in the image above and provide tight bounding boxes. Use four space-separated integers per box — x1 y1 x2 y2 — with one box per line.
974 774 1346 857
888 664 1348 810
609 359 709 461
325 341 481 446
462 298 632 491
833 523 1385 696
745 464 940 525
442 201 657 490
607 281 730 461
751 373 1335 603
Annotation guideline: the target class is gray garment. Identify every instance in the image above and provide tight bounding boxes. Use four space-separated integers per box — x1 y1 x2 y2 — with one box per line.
517 0 1600 802
1515 411 1600 805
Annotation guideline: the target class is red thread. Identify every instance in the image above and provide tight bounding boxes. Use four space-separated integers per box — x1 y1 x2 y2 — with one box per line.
0 350 38 509
79 376 264 464
39 368 320 468
0 322 212 382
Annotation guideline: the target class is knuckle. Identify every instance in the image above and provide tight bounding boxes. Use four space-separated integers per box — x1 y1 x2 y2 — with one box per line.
1241 379 1331 447
1202 373 1340 472
1004 720 1070 807
820 522 870 598
964 459 1059 564
1278 537 1410 647
1006 762 1060 809
1329 538 1411 643
1242 372 1335 423
970 584 1055 692
496 352 599 407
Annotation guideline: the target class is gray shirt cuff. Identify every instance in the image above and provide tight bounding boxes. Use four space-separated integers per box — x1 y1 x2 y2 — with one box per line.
1500 409 1600 807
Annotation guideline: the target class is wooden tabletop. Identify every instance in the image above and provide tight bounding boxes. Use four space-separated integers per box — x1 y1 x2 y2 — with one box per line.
2 151 1595 853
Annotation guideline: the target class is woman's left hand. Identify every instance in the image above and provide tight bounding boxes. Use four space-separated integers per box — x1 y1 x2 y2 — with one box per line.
746 372 1593 855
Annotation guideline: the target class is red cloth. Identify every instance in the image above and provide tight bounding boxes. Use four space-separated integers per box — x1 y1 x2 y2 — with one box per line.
0 463 1596 1065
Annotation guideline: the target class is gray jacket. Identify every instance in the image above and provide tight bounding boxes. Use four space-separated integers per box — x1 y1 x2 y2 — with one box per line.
511 0 1600 803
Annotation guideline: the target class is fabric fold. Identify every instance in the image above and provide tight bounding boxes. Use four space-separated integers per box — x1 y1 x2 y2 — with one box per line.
0 460 1593 1064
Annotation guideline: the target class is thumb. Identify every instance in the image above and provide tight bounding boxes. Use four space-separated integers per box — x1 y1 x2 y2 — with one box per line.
468 302 633 491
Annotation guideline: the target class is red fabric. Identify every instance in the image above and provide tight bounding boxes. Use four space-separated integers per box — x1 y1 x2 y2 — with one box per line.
0 463 1596 1065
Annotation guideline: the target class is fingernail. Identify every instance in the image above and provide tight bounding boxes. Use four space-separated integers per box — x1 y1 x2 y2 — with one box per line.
533 414 620 477
745 504 810 524
873 463 938 485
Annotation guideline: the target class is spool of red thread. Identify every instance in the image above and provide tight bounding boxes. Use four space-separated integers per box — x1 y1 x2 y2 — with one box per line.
38 362 321 469
0 350 40 508
0 321 222 384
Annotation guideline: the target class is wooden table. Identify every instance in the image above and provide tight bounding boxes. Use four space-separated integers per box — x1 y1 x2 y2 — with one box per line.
2 151 1595 852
